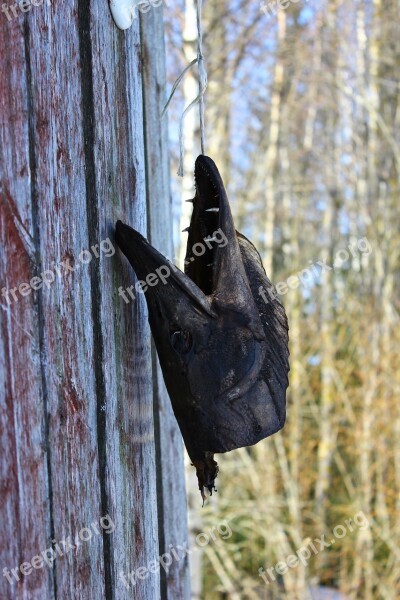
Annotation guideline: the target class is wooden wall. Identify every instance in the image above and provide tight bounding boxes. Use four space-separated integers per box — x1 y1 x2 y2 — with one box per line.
0 1 189 598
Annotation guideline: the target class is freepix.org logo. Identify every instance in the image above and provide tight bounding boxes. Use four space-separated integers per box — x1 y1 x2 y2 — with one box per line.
118 228 228 305
3 515 115 586
258 511 370 585
119 520 232 589
1 0 51 22
1 237 115 306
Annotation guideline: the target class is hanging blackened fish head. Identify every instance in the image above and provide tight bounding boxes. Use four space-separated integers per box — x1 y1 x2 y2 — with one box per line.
115 155 289 502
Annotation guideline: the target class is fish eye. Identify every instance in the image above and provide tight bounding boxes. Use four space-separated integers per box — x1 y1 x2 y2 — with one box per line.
171 330 193 355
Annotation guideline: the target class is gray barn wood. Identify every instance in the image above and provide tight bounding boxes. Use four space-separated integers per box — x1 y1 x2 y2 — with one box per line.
0 2 189 599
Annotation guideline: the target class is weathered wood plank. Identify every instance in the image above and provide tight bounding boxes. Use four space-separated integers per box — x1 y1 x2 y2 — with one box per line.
0 16 53 600
140 6 191 600
1 2 186 598
88 1 161 598
25 1 106 597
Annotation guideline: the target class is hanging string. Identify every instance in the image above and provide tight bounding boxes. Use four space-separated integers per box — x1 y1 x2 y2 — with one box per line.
162 0 208 177
196 0 207 156
161 58 198 119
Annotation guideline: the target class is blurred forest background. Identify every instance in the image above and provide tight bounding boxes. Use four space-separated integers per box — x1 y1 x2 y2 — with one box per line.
164 0 400 598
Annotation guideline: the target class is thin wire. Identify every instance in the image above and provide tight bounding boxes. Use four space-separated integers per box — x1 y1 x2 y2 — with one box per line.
196 0 207 156
177 0 207 175
161 58 198 119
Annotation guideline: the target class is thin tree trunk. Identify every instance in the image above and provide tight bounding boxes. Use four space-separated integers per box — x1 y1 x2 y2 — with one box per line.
264 9 286 277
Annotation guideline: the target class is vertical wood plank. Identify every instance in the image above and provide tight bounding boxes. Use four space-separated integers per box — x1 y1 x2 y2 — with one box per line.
0 17 53 600
1 1 186 598
25 0 106 596
140 6 191 600
87 1 161 598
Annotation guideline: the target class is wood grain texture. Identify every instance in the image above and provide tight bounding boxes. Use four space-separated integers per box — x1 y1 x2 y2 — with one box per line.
88 1 160 598
140 6 191 600
0 1 187 598
0 15 53 600
25 1 106 597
